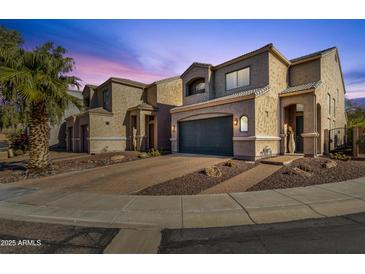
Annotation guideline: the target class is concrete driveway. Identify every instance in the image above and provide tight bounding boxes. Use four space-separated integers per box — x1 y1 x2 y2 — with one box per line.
14 154 228 194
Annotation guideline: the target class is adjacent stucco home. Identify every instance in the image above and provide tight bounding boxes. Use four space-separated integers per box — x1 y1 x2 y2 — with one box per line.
65 77 182 154
49 90 83 149
170 44 346 160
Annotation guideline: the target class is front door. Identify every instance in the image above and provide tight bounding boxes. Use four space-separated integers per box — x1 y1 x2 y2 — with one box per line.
148 123 154 149
295 115 304 153
81 125 88 153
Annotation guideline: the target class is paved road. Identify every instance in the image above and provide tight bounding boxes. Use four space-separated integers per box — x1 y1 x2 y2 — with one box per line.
13 154 228 194
159 212 365 253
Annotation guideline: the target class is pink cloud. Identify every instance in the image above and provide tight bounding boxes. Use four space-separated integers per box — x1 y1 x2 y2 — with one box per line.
69 53 174 87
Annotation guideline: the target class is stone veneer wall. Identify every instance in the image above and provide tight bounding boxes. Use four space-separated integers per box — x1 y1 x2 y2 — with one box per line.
155 78 183 150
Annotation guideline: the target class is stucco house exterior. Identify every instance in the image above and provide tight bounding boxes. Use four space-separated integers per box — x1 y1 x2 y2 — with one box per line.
49 90 83 150
170 44 346 160
65 76 182 154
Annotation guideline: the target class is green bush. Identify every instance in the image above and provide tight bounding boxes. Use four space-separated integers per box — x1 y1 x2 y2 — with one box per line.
329 152 350 161
148 148 161 157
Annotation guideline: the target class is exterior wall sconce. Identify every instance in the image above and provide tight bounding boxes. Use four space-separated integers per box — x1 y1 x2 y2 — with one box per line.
172 125 176 133
233 118 238 126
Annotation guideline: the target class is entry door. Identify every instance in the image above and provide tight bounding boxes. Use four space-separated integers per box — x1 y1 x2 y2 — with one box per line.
295 116 304 153
179 116 233 156
68 127 73 152
81 125 88 153
149 123 154 149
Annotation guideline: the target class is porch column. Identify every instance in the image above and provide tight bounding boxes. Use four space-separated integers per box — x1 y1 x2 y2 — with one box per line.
279 103 286 155
302 95 318 157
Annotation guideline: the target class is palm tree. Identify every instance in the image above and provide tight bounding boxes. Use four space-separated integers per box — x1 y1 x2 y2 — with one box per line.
0 41 81 171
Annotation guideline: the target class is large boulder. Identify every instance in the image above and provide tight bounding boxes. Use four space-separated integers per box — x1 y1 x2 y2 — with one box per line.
322 160 337 169
110 155 125 162
204 166 222 177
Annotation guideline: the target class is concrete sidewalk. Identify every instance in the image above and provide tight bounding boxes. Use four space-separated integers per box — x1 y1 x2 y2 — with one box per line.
1 176 365 229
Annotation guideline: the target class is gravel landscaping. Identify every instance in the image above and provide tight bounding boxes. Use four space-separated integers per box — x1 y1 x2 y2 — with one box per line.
137 160 256 195
0 218 119 254
248 157 365 191
0 151 140 184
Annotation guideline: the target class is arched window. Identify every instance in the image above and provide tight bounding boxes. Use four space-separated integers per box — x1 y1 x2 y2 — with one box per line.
187 78 205 96
240 116 248 132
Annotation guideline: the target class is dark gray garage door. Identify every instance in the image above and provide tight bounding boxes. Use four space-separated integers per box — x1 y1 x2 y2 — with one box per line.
179 115 233 156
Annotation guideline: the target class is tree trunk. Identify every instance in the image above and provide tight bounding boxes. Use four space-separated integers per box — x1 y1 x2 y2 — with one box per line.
28 101 50 171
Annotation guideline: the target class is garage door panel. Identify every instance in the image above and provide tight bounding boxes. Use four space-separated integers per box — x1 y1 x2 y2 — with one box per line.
179 116 233 156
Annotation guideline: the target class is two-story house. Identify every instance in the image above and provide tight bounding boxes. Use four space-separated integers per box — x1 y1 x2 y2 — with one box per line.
65 76 182 154
170 44 346 160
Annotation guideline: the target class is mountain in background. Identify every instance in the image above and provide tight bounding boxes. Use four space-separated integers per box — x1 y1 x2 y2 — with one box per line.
350 97 365 107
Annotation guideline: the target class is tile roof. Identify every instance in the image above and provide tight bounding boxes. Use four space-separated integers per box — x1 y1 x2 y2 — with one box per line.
281 81 322 94
172 85 270 111
290 47 337 63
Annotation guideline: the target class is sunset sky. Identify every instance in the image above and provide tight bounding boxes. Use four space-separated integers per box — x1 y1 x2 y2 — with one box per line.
1 19 364 99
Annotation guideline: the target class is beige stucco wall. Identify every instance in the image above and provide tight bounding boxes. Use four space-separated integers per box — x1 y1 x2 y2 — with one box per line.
315 50 347 154
214 52 269 98
182 66 212 106
155 78 183 150
289 59 321 86
250 52 289 158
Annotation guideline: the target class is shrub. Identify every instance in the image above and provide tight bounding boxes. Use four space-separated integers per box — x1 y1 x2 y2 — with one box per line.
224 160 236 167
148 148 161 157
329 152 350 161
9 130 29 151
14 149 24 156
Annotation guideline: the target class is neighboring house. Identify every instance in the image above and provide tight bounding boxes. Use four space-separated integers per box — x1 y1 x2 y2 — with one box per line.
65 76 182 154
170 44 346 160
49 90 83 149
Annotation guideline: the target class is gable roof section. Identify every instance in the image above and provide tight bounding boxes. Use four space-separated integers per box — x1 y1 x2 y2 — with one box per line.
181 62 212 78
281 81 322 95
290 47 337 64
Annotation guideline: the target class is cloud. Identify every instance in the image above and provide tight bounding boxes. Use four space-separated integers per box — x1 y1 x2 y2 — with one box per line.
69 53 173 87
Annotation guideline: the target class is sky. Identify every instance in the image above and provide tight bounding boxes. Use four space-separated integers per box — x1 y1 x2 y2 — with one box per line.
1 19 365 99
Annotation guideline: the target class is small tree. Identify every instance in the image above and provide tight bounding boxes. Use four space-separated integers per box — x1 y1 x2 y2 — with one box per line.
0 26 81 171
346 99 365 128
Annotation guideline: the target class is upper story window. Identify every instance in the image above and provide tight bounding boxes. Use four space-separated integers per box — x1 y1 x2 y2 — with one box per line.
240 115 248 132
226 67 250 91
103 88 111 111
187 78 205 96
332 98 336 117
327 93 331 116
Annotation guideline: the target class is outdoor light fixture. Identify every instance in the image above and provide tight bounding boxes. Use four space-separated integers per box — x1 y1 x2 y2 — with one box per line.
234 118 238 126
172 125 176 132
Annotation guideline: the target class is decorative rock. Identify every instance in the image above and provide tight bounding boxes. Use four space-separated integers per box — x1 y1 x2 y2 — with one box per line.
224 160 236 167
110 155 125 162
138 152 150 159
204 166 222 177
322 160 337 169
288 167 312 177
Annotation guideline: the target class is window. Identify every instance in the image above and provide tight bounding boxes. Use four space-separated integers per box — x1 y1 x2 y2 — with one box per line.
332 98 336 117
336 88 339 101
187 78 205 96
103 89 111 110
226 67 250 90
240 116 248 132
327 94 331 116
